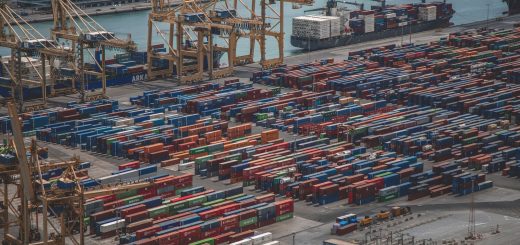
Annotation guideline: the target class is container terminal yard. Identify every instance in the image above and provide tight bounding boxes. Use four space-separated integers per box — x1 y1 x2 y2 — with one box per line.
3 1 520 245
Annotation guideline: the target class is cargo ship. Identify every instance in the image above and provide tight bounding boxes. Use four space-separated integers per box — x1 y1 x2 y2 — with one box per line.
291 0 454 51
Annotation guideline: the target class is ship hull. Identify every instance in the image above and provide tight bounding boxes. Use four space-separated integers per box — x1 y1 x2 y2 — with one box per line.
290 18 452 51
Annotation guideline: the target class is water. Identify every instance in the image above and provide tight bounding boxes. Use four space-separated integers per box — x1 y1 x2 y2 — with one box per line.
1 0 508 58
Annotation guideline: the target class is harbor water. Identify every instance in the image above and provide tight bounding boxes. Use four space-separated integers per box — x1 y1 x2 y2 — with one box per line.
0 0 508 59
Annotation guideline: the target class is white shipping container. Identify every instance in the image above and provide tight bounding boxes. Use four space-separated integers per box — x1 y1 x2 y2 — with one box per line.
100 219 125 233
230 238 254 245
262 242 281 245
398 21 408 27
115 118 134 126
179 161 194 170
385 13 397 18
149 113 165 120
361 13 375 20
292 16 331 39
251 232 273 244
379 186 398 196
309 15 341 37
365 25 375 33
364 13 375 33
98 169 139 184
419 6 436 21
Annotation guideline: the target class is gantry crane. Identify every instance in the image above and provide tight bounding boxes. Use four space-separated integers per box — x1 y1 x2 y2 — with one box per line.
50 0 137 102
147 0 314 83
2 101 86 245
0 1 75 113
2 101 157 245
147 0 243 82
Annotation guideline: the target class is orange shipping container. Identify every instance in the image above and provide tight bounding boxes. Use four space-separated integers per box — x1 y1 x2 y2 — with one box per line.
144 143 164 154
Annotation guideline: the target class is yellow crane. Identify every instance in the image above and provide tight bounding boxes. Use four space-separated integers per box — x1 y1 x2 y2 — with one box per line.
0 2 75 112
147 0 239 82
50 0 137 102
147 0 314 83
1 102 159 245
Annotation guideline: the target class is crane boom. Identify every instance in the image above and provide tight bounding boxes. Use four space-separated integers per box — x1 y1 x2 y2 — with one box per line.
6 102 34 244
7 102 35 201
82 182 154 199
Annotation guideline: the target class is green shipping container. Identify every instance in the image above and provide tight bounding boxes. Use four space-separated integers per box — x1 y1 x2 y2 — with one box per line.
239 217 258 227
189 238 214 245
168 200 189 213
225 193 246 201
256 113 269 121
123 195 144 205
116 189 137 199
175 186 193 195
378 193 398 202
195 155 213 166
271 87 281 95
149 205 169 218
226 153 242 162
375 172 392 178
203 198 224 207
231 137 246 143
276 212 293 222
188 196 207 206
190 146 208 155
207 143 224 153
372 146 383 151
462 136 478 145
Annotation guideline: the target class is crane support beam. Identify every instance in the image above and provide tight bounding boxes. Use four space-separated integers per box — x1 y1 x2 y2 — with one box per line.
83 182 153 199
7 103 35 201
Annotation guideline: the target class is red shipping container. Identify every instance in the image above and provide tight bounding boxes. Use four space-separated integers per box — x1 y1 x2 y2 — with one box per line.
96 194 116 203
199 208 224 220
121 204 146 218
135 237 158 245
220 214 239 232
136 225 161 240
178 225 201 244
239 209 257 221
366 177 384 190
138 185 157 195
239 199 258 209
258 218 276 228
176 173 193 184
312 181 333 196
90 209 116 224
144 143 164 154
275 199 294 216
240 223 257 232
126 219 153 234
221 203 241 213
126 210 149 223
213 232 235 244
229 230 255 243
201 227 220 239
153 212 193 225
156 231 179 245
119 161 140 170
